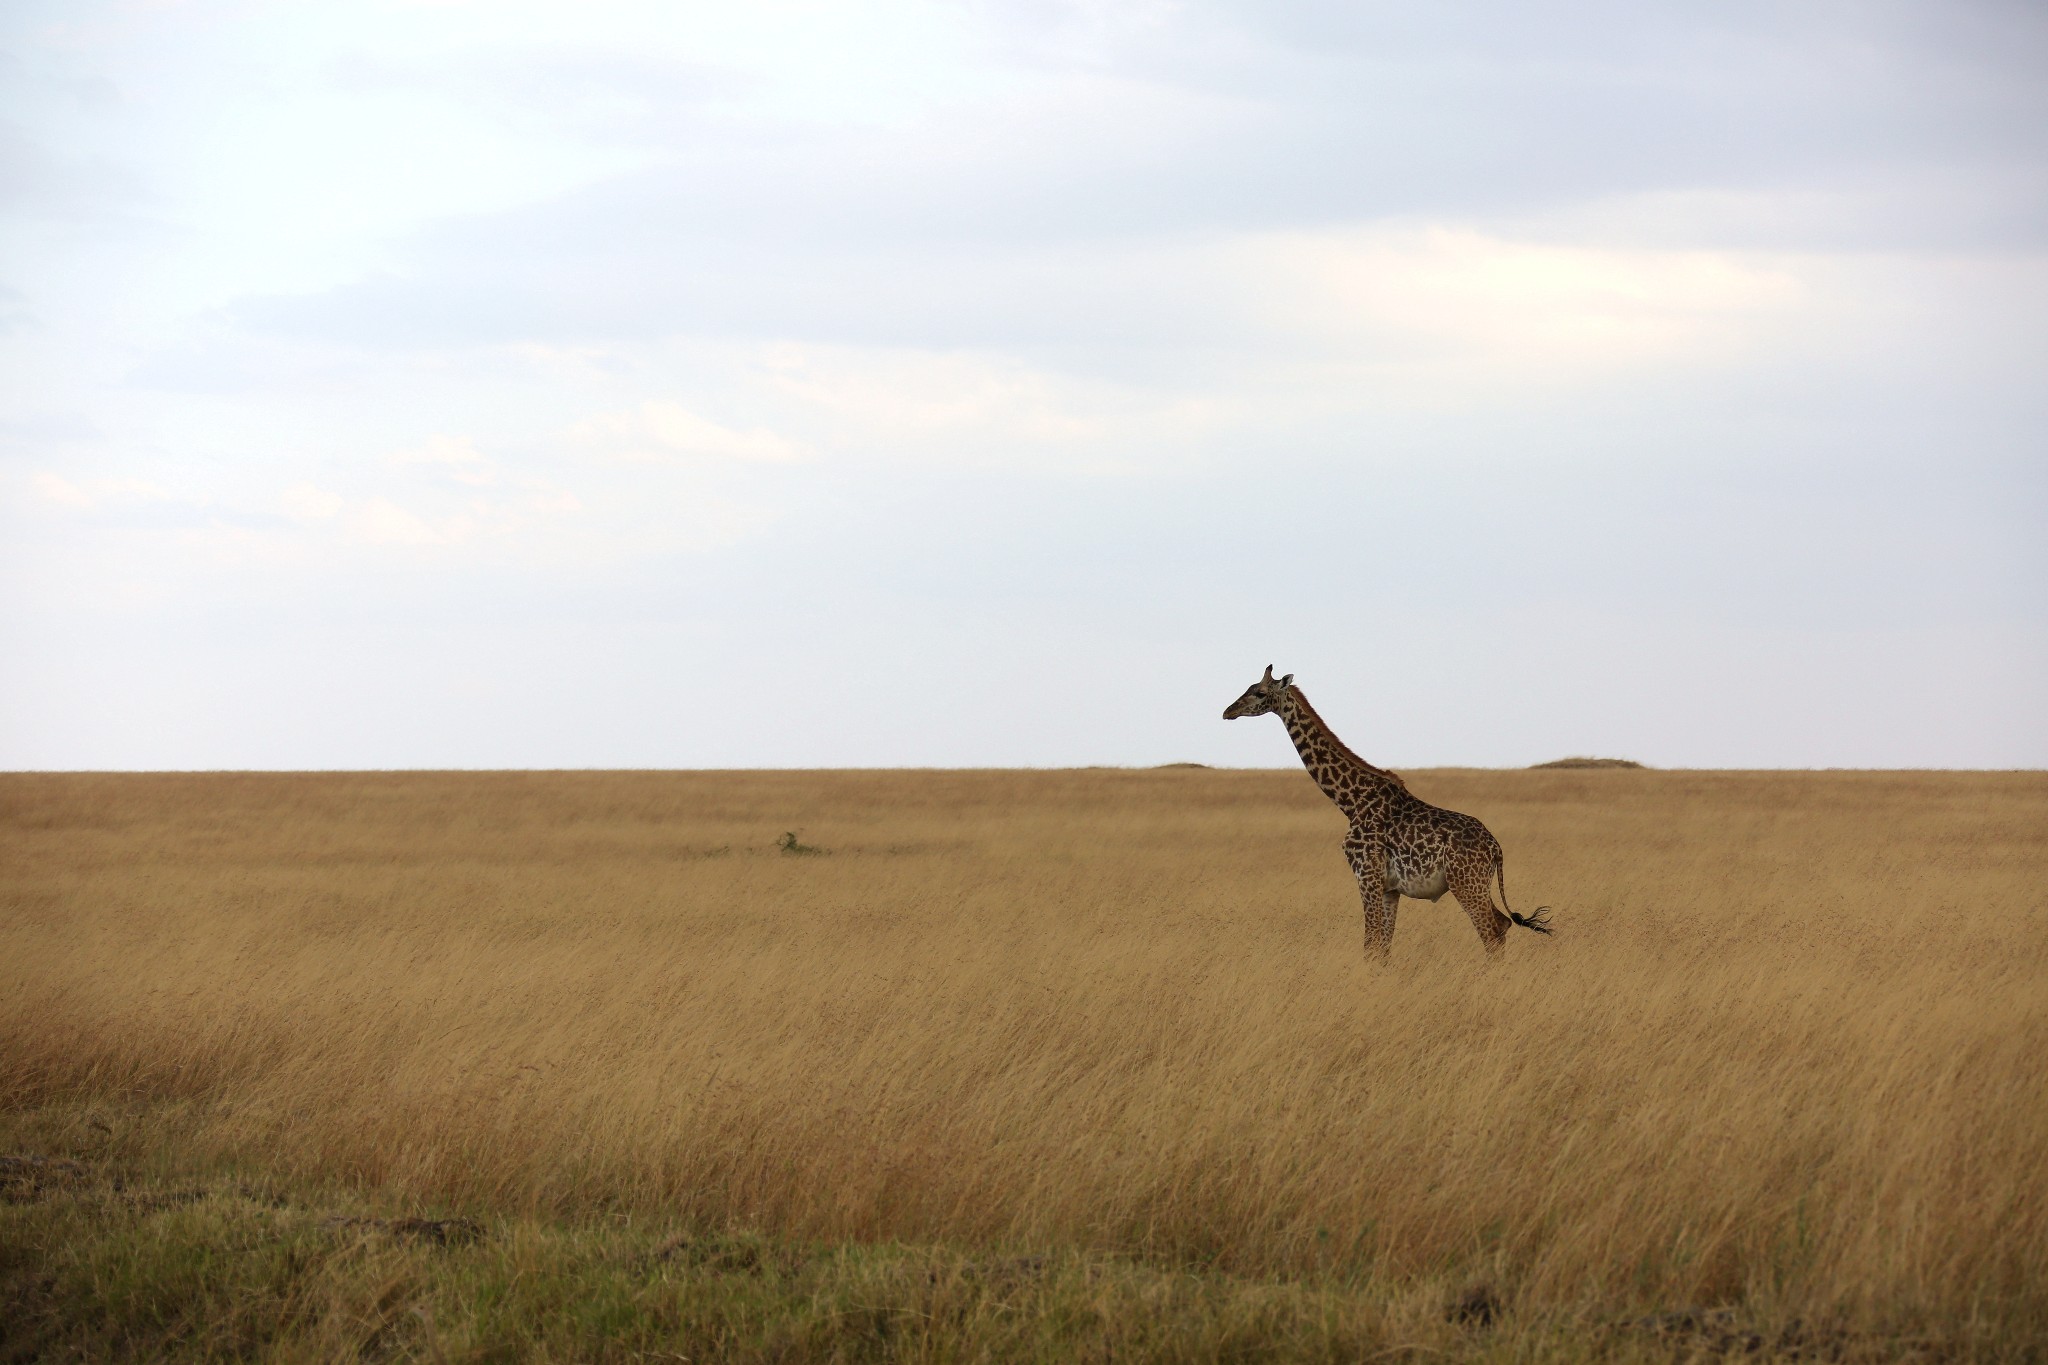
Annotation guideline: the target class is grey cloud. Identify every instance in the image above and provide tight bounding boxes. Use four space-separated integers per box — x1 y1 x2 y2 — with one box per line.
1034 0 2048 213
0 47 152 224
1182 0 2048 82
324 45 743 147
0 283 32 334
230 233 1249 357
0 122 116 218
0 406 100 445
221 1 2048 357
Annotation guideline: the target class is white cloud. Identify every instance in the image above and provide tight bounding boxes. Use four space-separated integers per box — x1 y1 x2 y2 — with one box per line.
30 472 100 508
388 432 499 485
390 433 488 466
567 400 807 465
342 482 586 549
322 435 587 549
28 472 173 509
752 343 1230 471
354 496 463 546
766 347 1097 439
279 483 346 520
1241 227 1807 387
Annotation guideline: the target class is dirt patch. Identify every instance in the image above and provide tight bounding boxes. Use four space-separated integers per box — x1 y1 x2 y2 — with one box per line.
1623 1307 1915 1360
649 1233 804 1276
1447 1284 1502 1327
321 1214 487 1247
0 1155 91 1204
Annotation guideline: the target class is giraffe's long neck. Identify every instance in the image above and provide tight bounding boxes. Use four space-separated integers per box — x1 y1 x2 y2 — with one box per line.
1276 688 1407 815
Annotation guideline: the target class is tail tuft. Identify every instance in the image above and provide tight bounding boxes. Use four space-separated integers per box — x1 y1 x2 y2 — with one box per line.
1495 857 1553 936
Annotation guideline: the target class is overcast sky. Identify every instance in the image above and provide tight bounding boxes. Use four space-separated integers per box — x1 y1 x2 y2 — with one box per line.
3 0 2044 770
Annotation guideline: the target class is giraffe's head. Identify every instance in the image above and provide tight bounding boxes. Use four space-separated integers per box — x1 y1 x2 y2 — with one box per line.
1222 665 1294 720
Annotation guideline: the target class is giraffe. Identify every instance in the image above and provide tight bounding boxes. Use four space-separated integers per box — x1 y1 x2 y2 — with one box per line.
1223 666 1552 959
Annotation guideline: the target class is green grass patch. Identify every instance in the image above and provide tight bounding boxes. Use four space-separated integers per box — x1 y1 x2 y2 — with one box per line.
0 1106 1991 1363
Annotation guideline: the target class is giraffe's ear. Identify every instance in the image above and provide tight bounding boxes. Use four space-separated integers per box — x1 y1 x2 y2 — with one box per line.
1262 664 1275 683
1281 674 1294 686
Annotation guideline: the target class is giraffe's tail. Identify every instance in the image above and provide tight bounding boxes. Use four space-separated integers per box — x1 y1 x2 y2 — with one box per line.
1498 858 1554 936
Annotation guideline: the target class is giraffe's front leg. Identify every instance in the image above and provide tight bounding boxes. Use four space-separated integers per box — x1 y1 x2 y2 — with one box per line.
1370 887 1399 960
1343 832 1396 960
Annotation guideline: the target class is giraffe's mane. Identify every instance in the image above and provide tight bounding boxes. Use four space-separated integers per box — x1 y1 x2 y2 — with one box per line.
1289 688 1409 791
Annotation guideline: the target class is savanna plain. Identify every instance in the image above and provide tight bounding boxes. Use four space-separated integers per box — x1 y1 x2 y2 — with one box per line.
3 766 2045 1363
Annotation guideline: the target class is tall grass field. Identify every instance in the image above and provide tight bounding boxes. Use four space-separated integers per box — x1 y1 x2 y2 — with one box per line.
4 767 2045 1361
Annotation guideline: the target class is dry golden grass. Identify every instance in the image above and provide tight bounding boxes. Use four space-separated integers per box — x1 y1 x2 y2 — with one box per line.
4 767 2046 1350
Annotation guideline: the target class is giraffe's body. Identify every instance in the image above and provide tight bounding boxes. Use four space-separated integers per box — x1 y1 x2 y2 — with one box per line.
1224 667 1551 958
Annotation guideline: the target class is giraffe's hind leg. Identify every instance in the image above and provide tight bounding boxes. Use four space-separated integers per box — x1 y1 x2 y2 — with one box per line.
1448 863 1510 957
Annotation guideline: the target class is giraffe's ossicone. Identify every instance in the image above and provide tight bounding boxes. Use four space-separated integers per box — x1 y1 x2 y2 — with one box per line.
1223 665 1553 959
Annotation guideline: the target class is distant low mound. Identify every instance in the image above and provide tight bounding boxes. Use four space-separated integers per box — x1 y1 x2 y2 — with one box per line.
1531 756 1646 770
1153 762 1212 770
